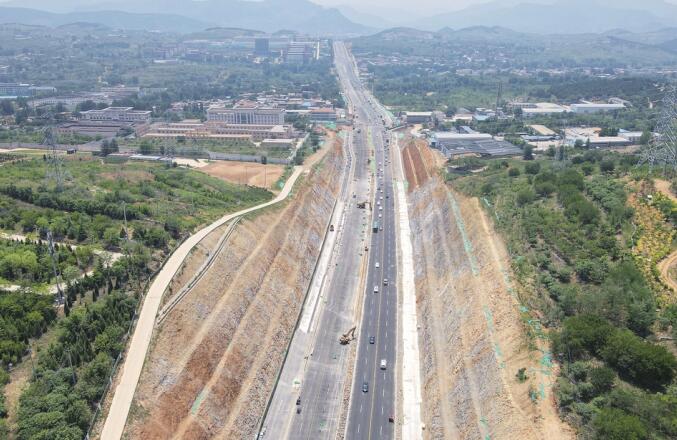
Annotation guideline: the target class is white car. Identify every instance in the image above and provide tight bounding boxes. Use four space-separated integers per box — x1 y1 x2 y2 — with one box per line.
380 359 387 370
375 262 380 268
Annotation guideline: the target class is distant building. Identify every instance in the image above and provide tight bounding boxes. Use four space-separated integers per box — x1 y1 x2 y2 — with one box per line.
100 86 140 97
57 121 130 138
207 104 285 125
618 129 644 143
80 107 151 122
570 103 625 114
285 41 319 64
564 127 632 148
404 111 433 124
309 108 337 122
30 94 110 110
143 121 293 142
473 108 496 122
528 124 556 137
254 38 270 56
519 103 568 117
0 82 42 99
430 131 521 157
430 132 493 146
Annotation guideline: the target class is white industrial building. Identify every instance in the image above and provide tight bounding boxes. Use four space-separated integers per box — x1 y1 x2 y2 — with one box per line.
570 103 625 114
520 103 568 117
207 104 285 125
80 106 151 122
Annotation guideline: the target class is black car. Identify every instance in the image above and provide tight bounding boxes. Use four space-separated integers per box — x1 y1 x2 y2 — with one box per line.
296 397 301 405
362 382 369 393
369 336 375 344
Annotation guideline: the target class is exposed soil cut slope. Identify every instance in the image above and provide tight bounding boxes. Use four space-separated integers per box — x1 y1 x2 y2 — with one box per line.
403 140 572 440
123 142 343 440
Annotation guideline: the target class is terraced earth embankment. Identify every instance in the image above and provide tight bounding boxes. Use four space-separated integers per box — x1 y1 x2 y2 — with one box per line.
402 140 572 440
122 141 343 439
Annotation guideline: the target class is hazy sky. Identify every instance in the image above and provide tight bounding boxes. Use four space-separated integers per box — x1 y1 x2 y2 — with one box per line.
313 0 677 15
314 0 487 14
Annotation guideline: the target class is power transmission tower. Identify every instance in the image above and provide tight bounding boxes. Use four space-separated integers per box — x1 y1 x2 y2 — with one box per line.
640 84 677 175
553 144 568 169
495 81 503 115
47 230 64 304
44 127 65 191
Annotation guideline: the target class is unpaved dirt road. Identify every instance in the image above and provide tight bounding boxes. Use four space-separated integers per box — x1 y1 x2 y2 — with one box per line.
659 250 677 293
100 166 304 440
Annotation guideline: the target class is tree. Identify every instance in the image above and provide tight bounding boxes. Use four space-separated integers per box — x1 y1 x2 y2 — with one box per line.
589 366 615 394
639 130 652 145
524 162 541 175
516 188 536 206
138 140 153 155
0 100 14 116
523 145 534 160
592 408 648 440
600 330 677 390
600 159 615 173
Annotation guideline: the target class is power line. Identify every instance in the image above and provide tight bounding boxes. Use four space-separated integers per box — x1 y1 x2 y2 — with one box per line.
639 84 677 175
43 126 65 191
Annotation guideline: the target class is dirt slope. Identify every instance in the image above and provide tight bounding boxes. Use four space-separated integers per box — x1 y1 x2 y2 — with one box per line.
123 142 343 439
403 140 572 440
200 161 284 190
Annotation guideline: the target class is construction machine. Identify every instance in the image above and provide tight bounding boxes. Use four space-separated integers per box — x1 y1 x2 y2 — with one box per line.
339 326 356 345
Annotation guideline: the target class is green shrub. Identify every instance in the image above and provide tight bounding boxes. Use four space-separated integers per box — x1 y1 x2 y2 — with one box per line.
601 330 676 391
589 366 615 394
508 167 521 177
524 162 541 174
516 188 536 206
592 408 648 440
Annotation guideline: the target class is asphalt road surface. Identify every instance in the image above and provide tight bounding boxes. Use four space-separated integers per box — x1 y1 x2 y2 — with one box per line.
262 42 374 439
334 42 399 440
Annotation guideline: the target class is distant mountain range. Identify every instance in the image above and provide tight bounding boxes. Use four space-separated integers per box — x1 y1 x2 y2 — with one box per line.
0 6 212 32
1 0 677 36
410 0 677 34
0 0 372 35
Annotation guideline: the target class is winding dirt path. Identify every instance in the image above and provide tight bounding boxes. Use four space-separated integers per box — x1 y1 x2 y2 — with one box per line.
658 250 677 293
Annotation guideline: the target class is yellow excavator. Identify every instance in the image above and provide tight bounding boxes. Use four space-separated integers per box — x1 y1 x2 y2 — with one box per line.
339 326 356 345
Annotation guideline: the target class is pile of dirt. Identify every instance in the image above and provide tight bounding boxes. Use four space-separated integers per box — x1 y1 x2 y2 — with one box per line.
123 143 343 439
404 140 572 440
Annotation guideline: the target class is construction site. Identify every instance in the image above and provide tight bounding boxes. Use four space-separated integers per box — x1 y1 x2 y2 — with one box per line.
400 138 573 440
118 140 343 439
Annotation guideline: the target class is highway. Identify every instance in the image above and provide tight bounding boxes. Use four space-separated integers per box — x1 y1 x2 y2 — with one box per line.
335 42 399 440
261 42 398 440
262 42 373 439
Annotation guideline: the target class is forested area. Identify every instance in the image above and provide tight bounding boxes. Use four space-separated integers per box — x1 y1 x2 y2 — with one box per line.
453 150 677 439
0 153 273 437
